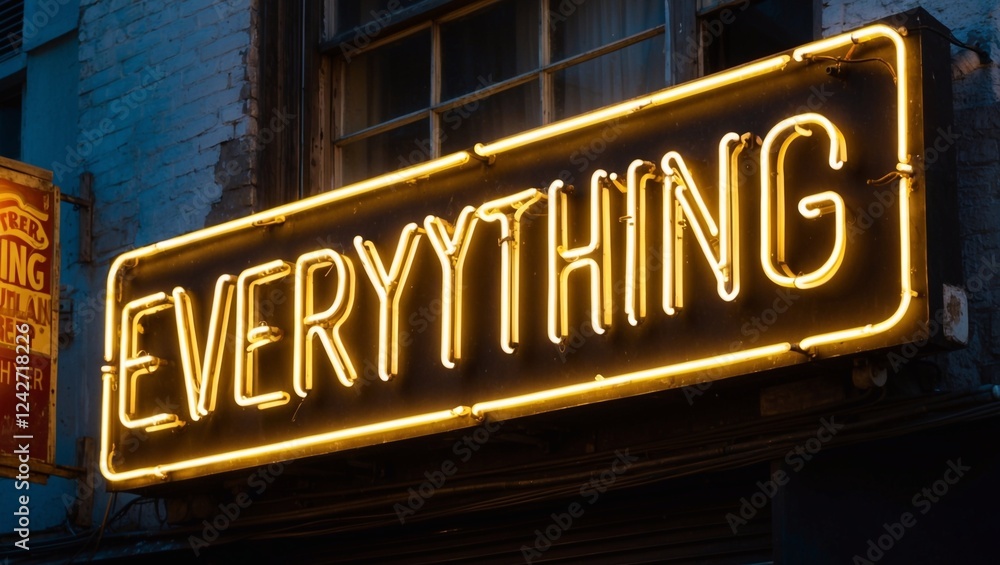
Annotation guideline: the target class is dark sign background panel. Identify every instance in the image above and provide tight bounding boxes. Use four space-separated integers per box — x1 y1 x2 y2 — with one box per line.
0 160 58 473
106 25 954 487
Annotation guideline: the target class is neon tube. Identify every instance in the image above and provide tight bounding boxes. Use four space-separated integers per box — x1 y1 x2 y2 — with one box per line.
474 56 791 158
235 260 292 409
425 208 479 368
476 189 547 353
759 114 847 290
293 249 358 394
355 223 423 381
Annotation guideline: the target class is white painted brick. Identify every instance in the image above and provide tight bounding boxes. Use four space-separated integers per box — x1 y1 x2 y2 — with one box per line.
75 0 256 269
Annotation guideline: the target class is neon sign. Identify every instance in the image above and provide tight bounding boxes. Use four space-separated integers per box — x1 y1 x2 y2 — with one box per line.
101 24 954 487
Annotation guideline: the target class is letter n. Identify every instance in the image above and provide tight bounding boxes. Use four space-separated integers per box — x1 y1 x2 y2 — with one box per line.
662 133 746 313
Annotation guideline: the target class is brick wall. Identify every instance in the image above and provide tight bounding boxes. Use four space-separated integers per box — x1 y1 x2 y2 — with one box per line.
30 0 261 531
77 0 258 262
824 0 1000 389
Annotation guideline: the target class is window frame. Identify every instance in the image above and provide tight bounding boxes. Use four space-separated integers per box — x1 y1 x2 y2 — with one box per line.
326 0 671 189
0 0 24 63
314 0 819 192
696 0 821 76
0 71 23 160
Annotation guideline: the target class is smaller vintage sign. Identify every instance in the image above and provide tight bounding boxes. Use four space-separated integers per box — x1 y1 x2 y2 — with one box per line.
0 156 58 479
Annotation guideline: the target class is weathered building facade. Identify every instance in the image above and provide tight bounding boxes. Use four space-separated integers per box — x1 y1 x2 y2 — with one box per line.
1 0 999 562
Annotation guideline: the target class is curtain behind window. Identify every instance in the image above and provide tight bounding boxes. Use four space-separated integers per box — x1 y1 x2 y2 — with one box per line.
552 0 665 119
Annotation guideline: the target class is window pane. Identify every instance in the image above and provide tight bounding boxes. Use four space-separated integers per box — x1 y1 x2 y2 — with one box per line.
0 85 21 160
550 0 664 62
554 35 665 120
440 82 541 154
440 0 539 101
333 0 426 36
0 0 23 61
343 30 430 134
340 119 430 185
701 0 814 74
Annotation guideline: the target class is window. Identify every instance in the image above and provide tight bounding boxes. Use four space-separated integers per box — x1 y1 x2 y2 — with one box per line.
321 0 816 189
329 0 427 37
0 0 23 62
700 0 815 75
329 0 666 186
0 80 21 159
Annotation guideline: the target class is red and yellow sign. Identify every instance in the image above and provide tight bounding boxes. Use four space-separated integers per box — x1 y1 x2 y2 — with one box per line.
0 158 58 472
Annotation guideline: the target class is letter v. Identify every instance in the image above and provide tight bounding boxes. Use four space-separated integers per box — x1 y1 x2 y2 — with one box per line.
173 275 236 420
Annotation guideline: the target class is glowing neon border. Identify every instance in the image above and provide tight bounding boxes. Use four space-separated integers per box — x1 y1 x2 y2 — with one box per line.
100 25 916 484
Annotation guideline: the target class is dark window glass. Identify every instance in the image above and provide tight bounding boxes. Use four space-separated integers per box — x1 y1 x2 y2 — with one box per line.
0 0 23 61
440 81 541 154
341 119 430 185
701 0 814 74
554 35 665 120
551 0 664 62
440 0 538 101
343 30 431 134
333 0 678 188
0 84 21 159
333 0 426 36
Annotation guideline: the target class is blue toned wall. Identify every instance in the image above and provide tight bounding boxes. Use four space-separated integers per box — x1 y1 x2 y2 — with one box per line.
2 0 262 538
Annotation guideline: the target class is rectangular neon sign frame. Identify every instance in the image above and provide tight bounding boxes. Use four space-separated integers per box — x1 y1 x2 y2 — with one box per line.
101 25 925 487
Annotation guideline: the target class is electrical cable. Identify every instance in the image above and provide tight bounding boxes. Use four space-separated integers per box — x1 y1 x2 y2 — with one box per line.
12 386 1000 558
909 25 992 63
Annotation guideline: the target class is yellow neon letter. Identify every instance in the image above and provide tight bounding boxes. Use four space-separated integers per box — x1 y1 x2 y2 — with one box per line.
662 133 746 313
119 292 181 432
476 189 547 353
293 249 358 395
424 208 478 368
354 223 423 380
172 275 236 420
622 161 660 325
760 113 847 289
547 171 613 345
235 260 292 409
